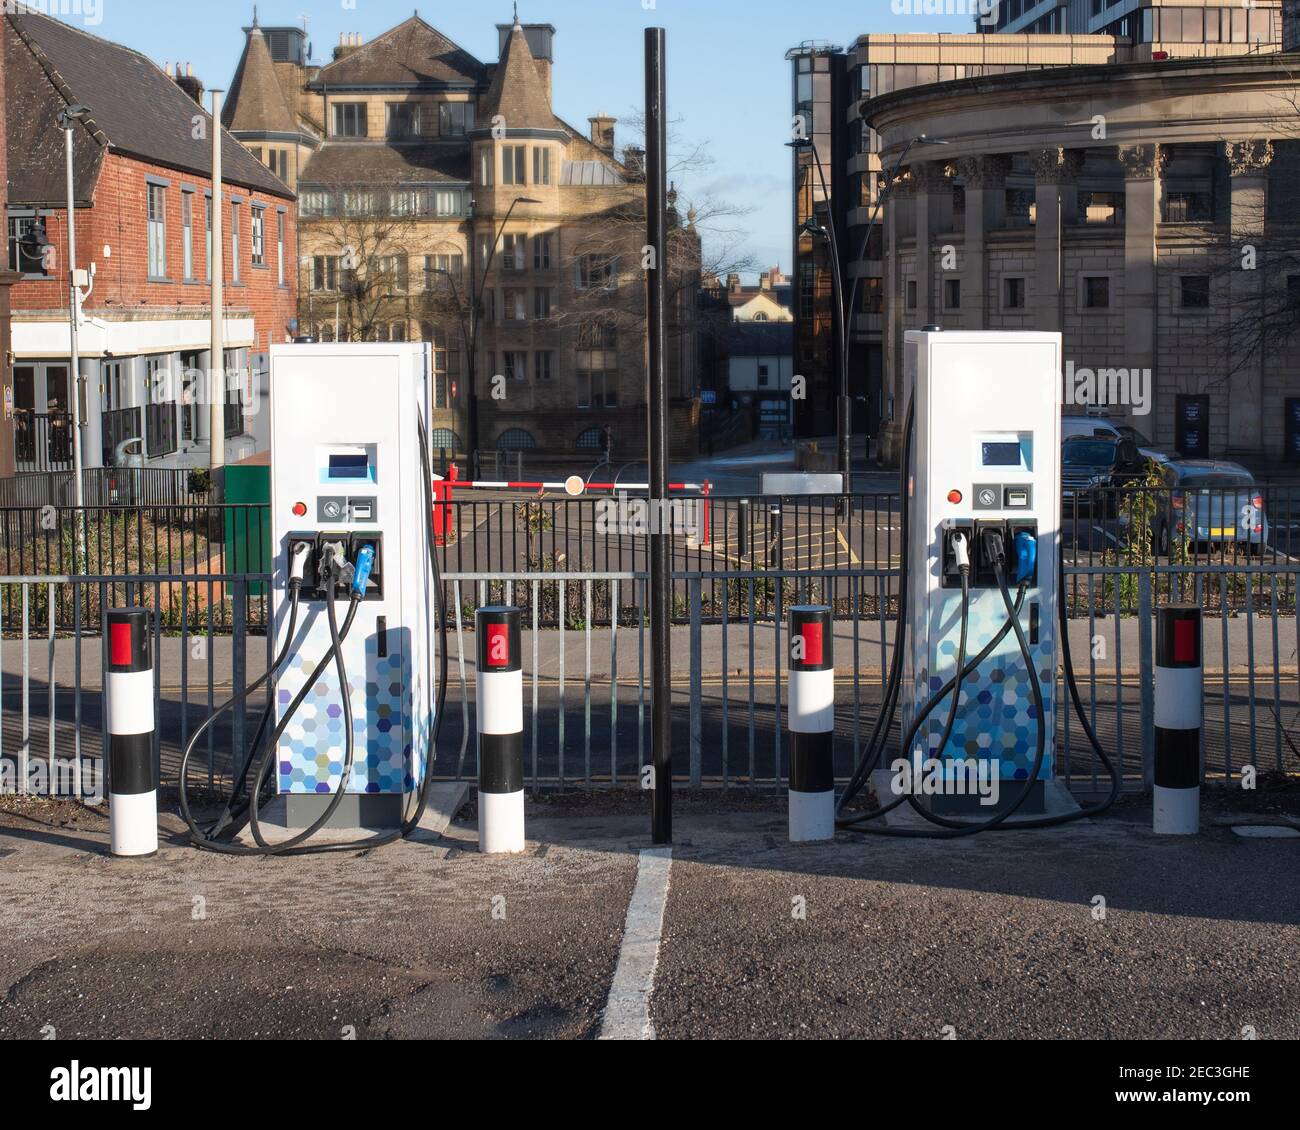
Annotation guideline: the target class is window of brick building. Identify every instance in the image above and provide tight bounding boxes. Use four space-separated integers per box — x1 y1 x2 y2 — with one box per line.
230 201 241 284
181 191 194 280
7 211 48 275
250 206 265 268
147 183 167 279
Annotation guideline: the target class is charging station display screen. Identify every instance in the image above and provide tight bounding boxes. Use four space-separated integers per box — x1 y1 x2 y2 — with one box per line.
981 441 1022 467
327 453 370 479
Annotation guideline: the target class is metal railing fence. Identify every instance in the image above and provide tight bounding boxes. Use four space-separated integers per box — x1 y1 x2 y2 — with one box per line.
2 556 1298 800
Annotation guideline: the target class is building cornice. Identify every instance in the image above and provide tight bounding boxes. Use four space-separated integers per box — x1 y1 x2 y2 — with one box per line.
862 54 1300 165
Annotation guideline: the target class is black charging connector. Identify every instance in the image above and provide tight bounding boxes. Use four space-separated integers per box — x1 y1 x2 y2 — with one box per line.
973 520 1009 589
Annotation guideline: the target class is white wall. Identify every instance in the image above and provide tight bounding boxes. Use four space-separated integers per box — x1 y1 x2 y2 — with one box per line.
728 354 794 392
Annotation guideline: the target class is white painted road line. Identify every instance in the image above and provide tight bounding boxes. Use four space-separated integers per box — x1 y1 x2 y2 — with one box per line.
599 846 673 1040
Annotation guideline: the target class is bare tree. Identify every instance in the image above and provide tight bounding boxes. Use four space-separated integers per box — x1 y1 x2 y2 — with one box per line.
1179 78 1300 385
298 204 413 342
551 112 758 362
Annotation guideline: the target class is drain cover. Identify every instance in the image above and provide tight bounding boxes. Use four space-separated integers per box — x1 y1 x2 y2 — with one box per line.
1230 825 1300 839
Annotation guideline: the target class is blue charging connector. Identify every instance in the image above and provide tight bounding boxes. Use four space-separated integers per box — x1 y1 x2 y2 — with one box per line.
351 545 375 598
1014 530 1037 585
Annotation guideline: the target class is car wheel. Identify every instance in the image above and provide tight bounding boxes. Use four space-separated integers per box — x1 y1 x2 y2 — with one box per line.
1152 521 1169 558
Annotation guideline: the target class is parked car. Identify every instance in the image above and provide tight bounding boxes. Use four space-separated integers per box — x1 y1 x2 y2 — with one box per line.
1111 423 1166 464
1061 435 1149 518
1061 415 1122 443
1150 460 1269 557
1061 414 1166 462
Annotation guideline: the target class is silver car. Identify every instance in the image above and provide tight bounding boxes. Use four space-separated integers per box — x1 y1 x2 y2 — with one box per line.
1151 460 1269 556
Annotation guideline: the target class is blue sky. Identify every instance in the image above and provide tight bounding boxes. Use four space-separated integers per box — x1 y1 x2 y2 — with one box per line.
64 0 974 280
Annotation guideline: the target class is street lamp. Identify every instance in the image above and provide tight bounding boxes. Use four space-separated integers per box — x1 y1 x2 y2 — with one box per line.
57 102 91 557
456 195 540 476
844 134 948 451
788 136 849 511
788 132 947 503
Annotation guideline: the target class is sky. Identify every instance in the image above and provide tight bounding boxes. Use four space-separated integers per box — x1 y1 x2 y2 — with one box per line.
51 0 976 280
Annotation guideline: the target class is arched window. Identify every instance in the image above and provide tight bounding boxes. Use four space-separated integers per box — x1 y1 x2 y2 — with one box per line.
496 428 537 451
576 427 607 450
753 312 768 322
429 428 460 453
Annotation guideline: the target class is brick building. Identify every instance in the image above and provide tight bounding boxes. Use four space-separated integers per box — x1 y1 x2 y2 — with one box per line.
224 13 700 466
4 9 297 474
0 21 18 476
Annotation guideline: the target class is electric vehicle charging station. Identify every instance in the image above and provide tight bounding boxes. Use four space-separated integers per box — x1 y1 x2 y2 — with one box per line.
268 342 435 831
904 330 1062 814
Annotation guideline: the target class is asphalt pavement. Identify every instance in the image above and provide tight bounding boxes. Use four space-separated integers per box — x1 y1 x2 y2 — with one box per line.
0 792 1296 1040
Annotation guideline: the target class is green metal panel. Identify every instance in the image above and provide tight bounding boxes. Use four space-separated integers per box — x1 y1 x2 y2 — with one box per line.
224 458 271 596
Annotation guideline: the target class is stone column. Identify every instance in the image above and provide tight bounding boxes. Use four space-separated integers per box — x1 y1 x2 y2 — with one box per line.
957 154 1011 329
879 171 913 467
1119 144 1164 430
1226 139 1272 454
911 161 950 328
1030 147 1083 333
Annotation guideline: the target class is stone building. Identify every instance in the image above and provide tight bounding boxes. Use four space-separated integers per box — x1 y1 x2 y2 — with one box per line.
865 44 1300 462
789 0 1288 456
224 13 701 466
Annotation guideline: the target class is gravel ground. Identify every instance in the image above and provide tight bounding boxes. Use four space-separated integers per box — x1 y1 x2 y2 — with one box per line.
0 790 1296 1041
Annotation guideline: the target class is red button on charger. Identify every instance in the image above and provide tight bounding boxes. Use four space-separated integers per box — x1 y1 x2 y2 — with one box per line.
292 501 307 517
947 489 962 505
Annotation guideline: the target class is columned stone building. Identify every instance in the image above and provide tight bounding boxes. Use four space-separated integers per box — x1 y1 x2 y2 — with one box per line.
865 49 1300 462
790 2 1288 455
225 12 701 466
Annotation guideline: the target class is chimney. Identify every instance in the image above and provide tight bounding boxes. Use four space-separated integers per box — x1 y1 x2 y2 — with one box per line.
175 62 204 106
760 271 772 292
588 114 615 155
622 145 645 182
727 273 741 294
334 32 364 60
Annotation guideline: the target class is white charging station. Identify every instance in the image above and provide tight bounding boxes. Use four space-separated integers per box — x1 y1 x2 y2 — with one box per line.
268 343 435 829
904 330 1062 814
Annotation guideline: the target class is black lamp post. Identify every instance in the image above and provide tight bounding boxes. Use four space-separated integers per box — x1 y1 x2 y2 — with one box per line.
788 132 948 499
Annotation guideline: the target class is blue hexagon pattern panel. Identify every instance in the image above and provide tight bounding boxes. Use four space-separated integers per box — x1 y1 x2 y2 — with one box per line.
914 590 1054 781
277 631 410 794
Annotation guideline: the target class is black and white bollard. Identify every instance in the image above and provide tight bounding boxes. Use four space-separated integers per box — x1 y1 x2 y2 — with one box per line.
1154 605 1202 835
788 605 834 842
106 607 158 857
477 606 525 854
